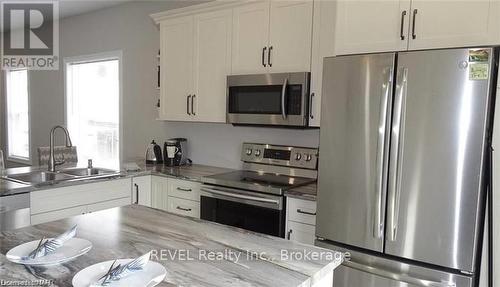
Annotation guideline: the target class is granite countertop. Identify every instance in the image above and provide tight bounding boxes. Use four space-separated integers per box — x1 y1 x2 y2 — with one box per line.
0 163 234 197
0 162 318 201
0 205 342 286
286 183 318 201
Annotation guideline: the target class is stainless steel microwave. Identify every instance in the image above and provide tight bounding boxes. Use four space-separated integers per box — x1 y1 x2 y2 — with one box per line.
226 72 311 127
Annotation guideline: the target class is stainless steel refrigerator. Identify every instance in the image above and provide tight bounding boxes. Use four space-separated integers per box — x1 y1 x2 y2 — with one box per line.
316 47 497 287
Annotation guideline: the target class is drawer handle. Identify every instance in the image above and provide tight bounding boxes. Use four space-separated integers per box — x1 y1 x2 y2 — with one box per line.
296 209 316 216
176 187 192 192
176 206 192 212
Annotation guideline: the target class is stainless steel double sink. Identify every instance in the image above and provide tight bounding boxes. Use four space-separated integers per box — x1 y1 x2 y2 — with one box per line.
2 167 121 186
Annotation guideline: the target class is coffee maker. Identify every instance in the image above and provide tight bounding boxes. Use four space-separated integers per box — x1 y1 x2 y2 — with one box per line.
164 138 188 166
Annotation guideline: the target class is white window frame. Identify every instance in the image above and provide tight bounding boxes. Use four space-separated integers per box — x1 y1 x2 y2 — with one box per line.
4 68 32 165
63 50 123 167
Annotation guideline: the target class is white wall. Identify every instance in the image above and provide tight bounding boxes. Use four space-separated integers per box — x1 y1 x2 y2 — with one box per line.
0 0 320 169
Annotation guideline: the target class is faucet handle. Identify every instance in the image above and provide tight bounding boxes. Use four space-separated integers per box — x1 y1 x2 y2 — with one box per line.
55 154 66 167
88 159 93 169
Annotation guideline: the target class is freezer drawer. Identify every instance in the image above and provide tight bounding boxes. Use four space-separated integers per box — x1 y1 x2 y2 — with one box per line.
317 240 474 287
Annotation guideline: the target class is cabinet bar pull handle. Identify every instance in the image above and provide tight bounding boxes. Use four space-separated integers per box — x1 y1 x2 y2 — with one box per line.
400 11 407 40
268 46 273 67
134 183 139 204
191 94 196 116
297 209 316 216
176 187 192 192
411 9 418 39
287 229 293 240
309 92 315 119
187 95 191 115
262 47 267 67
176 206 192 212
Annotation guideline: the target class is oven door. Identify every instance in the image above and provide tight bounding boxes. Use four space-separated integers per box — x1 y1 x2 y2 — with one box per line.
200 185 285 238
227 72 310 126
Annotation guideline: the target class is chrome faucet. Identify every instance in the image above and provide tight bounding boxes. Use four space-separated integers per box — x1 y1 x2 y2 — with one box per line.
48 125 73 172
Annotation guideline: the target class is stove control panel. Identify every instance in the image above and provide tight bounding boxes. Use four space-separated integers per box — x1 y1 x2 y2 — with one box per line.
241 143 318 170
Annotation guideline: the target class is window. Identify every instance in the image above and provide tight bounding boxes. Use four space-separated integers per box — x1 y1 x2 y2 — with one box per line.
5 69 30 162
65 52 121 169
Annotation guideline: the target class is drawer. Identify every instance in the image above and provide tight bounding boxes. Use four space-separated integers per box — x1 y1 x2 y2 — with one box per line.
167 196 200 218
287 221 316 245
287 197 317 225
168 179 201 202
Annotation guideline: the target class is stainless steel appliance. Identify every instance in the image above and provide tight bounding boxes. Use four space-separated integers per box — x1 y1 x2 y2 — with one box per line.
145 140 162 164
163 138 188 166
0 193 30 231
201 143 318 237
226 72 311 127
316 48 497 287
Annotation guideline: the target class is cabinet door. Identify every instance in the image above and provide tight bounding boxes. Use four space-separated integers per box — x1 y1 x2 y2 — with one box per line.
151 176 169 211
132 176 152 207
408 0 500 50
231 2 270 75
287 221 316 245
309 0 336 127
193 9 232 123
334 0 411 55
268 0 313 73
159 16 194 121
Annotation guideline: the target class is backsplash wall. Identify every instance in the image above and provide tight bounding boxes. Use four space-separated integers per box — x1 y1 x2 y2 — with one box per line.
164 122 320 169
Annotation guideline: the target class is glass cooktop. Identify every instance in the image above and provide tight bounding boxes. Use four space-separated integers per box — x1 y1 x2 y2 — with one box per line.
202 170 316 195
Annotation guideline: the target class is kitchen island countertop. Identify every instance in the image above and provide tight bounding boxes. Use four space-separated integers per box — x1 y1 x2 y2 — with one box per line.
0 205 342 287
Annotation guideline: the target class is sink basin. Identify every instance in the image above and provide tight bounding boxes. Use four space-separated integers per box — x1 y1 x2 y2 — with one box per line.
5 171 75 185
61 167 117 177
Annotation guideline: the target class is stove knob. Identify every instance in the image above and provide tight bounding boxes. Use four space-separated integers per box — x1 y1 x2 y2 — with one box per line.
246 148 253 156
305 154 313 161
295 153 302 160
255 150 261 156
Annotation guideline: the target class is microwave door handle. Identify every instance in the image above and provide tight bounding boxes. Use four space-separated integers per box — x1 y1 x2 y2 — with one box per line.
281 78 288 119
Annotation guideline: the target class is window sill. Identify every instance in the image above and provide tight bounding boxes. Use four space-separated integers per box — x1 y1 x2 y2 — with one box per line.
7 156 32 166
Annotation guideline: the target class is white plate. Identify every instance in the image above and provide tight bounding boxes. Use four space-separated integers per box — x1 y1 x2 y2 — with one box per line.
72 259 167 287
6 238 92 266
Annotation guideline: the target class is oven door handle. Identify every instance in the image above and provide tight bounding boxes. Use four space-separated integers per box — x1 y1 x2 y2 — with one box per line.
201 187 280 205
281 77 288 119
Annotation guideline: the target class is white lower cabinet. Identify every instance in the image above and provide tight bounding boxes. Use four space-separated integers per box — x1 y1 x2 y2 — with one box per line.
286 197 317 245
150 175 201 219
151 176 170 211
132 175 152 207
30 178 132 225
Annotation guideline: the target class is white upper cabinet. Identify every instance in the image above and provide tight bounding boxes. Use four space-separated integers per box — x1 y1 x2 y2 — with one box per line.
334 0 411 55
231 0 313 74
268 0 313 73
407 0 500 50
232 2 270 75
159 16 194 121
193 9 232 123
309 0 336 127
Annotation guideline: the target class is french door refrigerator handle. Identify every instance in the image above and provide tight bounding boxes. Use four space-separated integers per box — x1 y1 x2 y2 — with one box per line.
281 77 288 119
373 67 393 239
344 260 456 287
387 67 408 242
